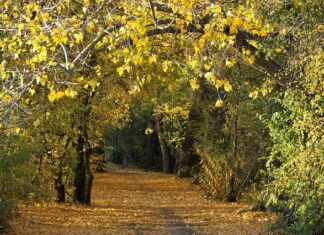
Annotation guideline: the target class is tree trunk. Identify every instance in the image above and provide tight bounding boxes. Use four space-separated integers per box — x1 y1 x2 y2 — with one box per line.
177 130 198 177
54 165 65 203
46 149 66 203
227 173 236 202
73 95 93 205
55 137 71 203
73 136 93 204
154 114 172 174
227 107 238 202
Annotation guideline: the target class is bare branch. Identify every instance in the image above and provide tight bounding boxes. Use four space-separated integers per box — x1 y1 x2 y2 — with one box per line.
58 23 123 74
72 23 122 67
148 0 158 26
60 43 69 69
146 26 181 37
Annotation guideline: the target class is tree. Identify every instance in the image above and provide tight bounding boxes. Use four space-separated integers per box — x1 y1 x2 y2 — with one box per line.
0 0 299 208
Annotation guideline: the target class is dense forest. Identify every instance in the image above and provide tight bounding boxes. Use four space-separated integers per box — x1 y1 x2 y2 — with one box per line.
0 0 323 234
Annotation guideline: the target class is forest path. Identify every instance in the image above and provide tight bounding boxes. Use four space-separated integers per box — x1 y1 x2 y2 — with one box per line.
9 164 276 235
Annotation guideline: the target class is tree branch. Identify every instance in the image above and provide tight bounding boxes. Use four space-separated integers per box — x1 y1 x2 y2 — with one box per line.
148 0 158 26
59 2 281 76
146 26 181 37
234 30 282 73
59 23 123 74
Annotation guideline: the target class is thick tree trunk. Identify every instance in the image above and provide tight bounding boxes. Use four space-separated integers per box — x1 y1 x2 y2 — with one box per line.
154 114 172 174
73 95 93 205
73 136 93 204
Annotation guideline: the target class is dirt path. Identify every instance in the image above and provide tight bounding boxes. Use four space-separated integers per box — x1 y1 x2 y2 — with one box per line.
9 164 276 234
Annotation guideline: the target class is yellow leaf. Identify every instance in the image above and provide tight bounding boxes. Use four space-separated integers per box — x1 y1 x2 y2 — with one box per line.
74 33 84 44
124 64 131 73
275 47 282 53
293 0 304 7
215 100 223 108
205 72 216 82
224 81 233 92
215 80 225 89
24 98 30 105
279 27 288 36
248 56 255 64
57 91 65 99
204 64 212 70
42 12 50 22
86 21 96 32
244 49 251 56
15 127 20 134
133 54 143 65
84 0 90 7
48 91 56 102
65 89 77 98
148 54 157 64
188 59 199 69
249 91 259 99
112 57 119 64
145 128 154 135
117 66 124 76
30 88 36 96
121 15 127 24
189 79 200 90
225 59 236 68
123 47 130 55
33 119 41 127
162 61 169 73
36 75 47 86
77 76 84 82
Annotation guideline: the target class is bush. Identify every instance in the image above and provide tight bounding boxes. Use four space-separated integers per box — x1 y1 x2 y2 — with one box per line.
0 136 45 232
265 73 323 234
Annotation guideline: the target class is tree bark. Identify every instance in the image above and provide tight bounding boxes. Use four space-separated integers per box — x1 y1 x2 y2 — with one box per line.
227 107 238 202
73 134 93 204
154 114 172 174
54 137 71 203
177 127 198 177
73 95 93 205
54 162 65 203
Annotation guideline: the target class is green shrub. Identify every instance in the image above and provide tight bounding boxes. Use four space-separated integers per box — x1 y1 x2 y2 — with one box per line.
0 136 46 232
265 88 323 234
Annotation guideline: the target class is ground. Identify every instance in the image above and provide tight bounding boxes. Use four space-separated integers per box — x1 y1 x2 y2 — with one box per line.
8 164 277 234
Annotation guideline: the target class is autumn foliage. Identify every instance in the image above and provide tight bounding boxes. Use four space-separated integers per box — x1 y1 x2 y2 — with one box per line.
0 0 323 234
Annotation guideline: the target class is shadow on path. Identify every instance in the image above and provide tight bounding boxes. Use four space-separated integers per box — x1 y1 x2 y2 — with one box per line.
158 207 195 235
